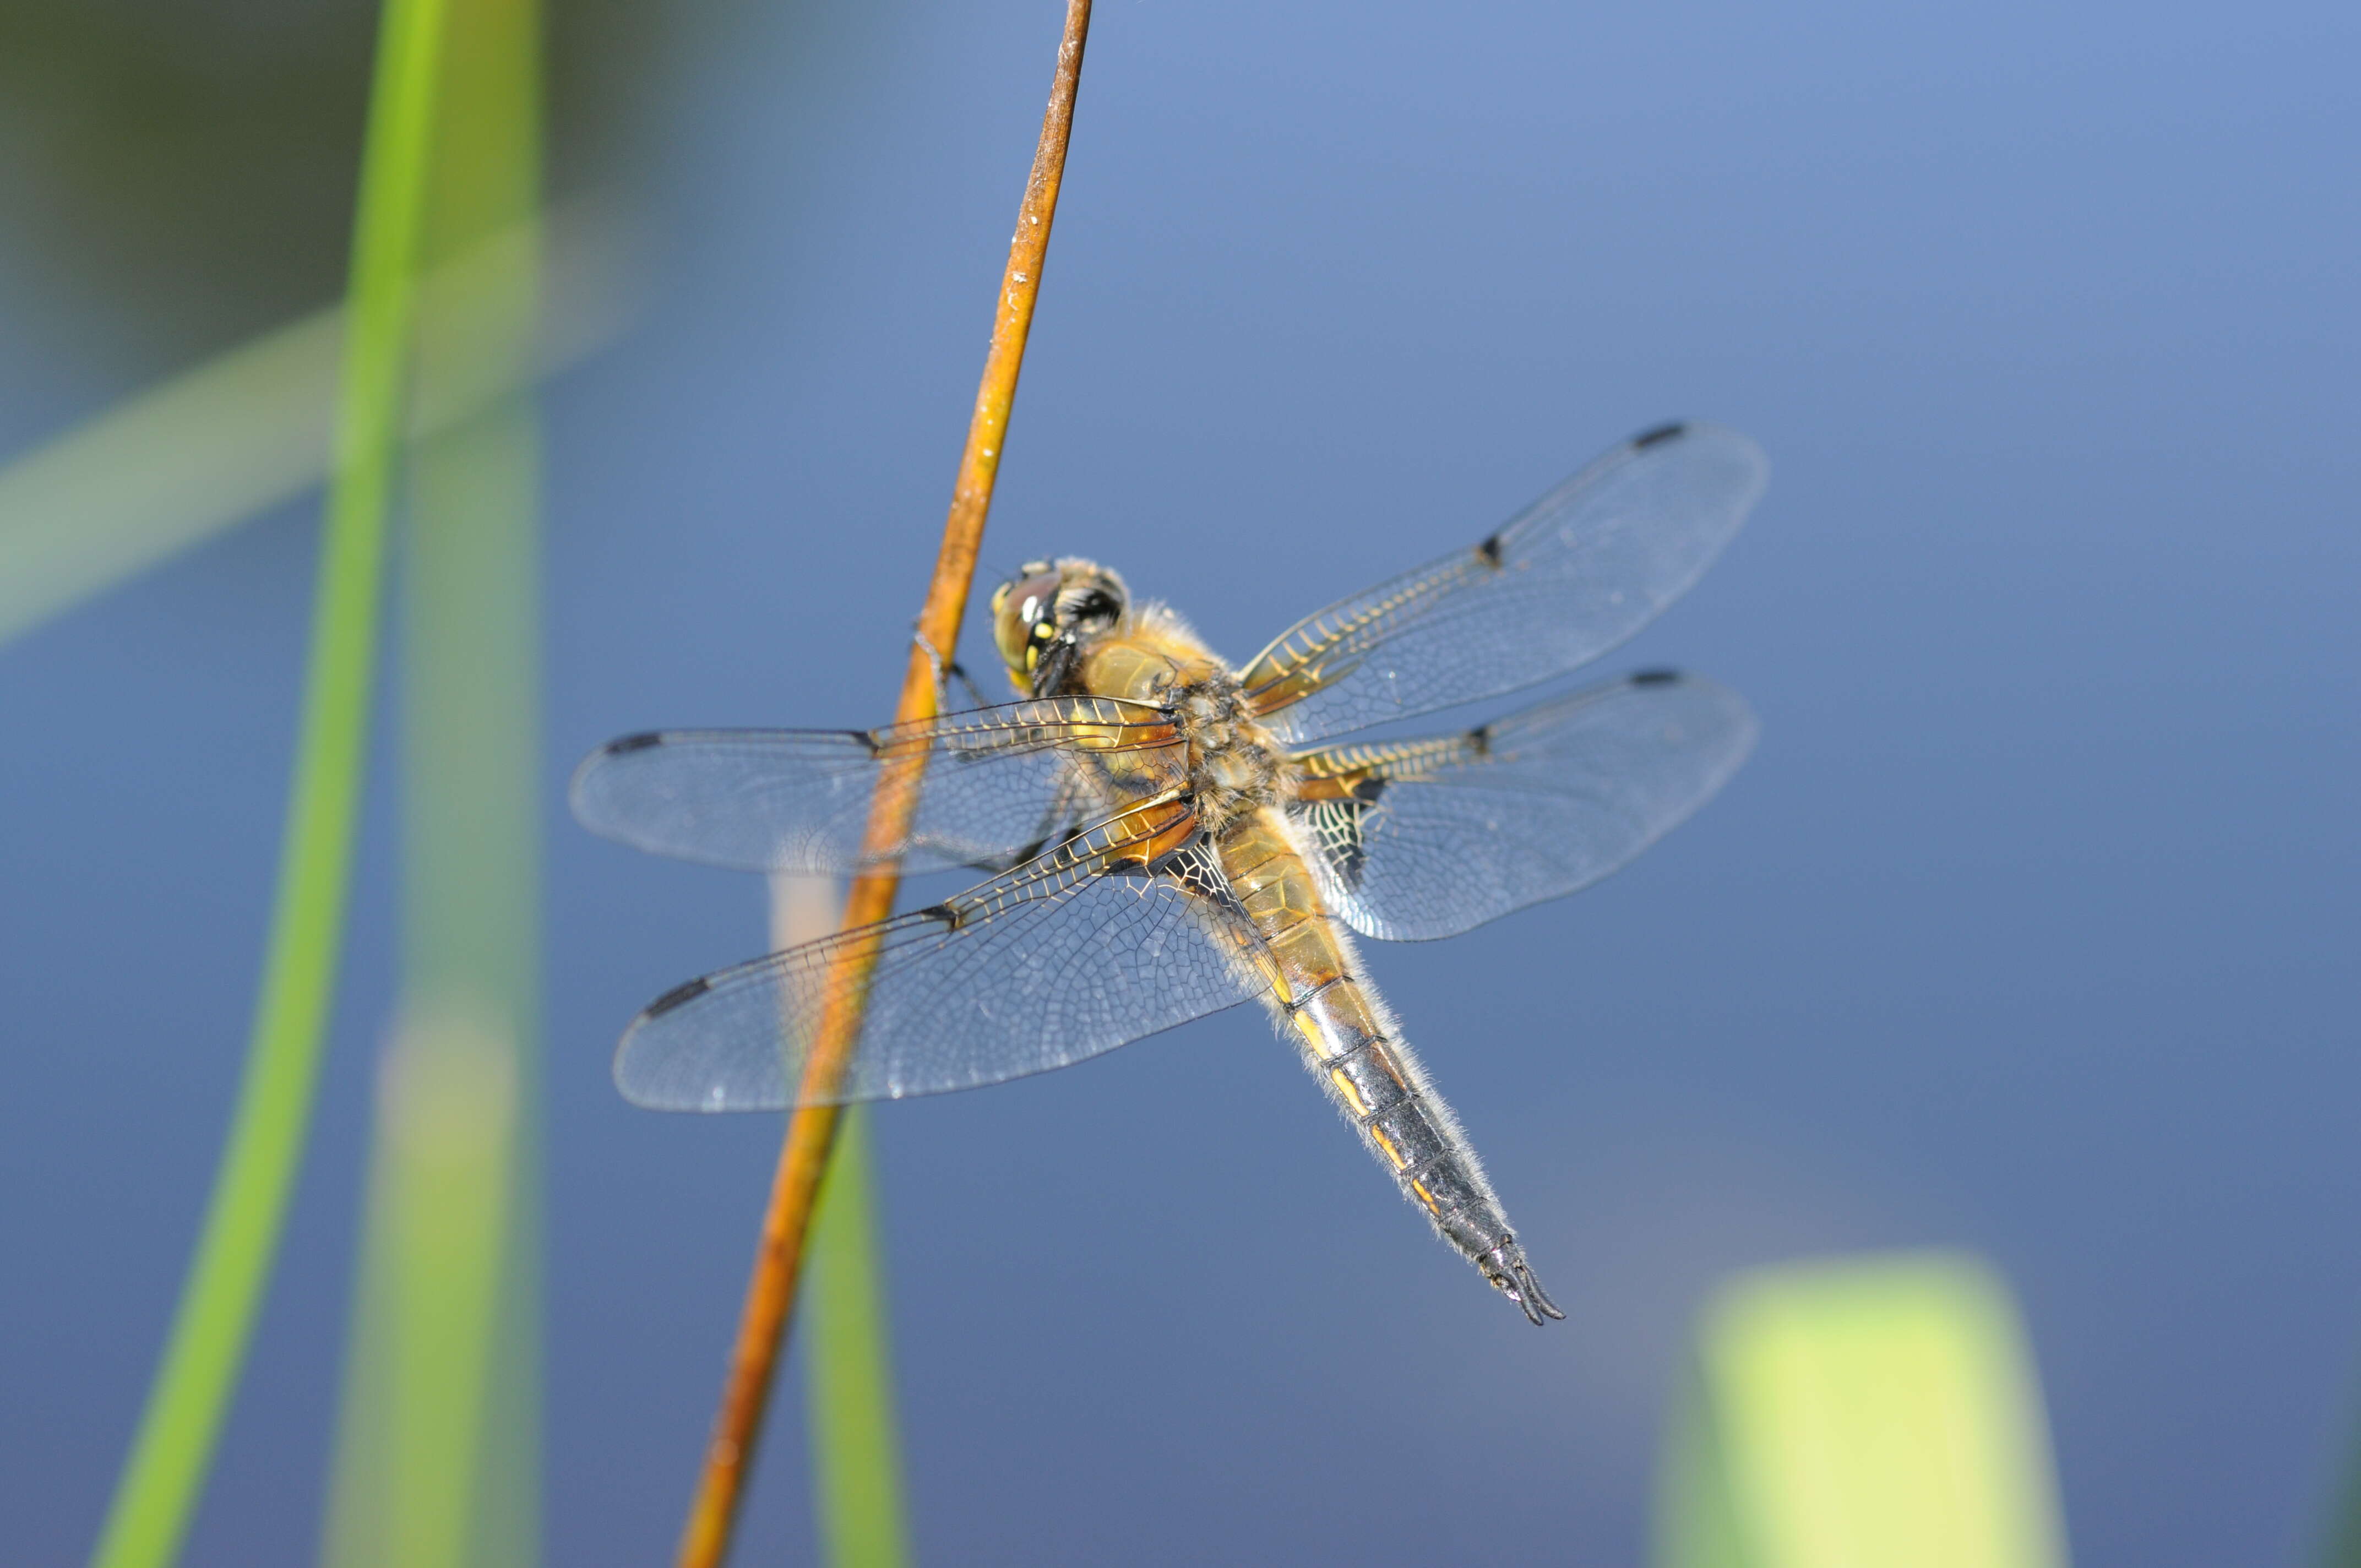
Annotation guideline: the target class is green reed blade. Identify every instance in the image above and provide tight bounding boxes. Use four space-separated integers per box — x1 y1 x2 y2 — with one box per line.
320 1011 529 1567
806 1107 914 1568
0 198 626 652
768 875 913 1568
1656 1251 2069 1568
86 0 452 1563
320 0 545 1560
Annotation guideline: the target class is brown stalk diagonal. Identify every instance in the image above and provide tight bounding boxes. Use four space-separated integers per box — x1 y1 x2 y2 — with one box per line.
673 3 1095 1563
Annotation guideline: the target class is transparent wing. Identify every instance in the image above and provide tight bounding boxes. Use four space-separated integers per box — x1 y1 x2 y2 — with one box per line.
569 696 1183 875
612 801 1271 1109
1241 423 1767 744
1288 671 1757 942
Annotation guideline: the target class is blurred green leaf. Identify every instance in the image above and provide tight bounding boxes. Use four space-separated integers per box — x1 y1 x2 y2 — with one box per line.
322 1012 526 1567
806 1108 913 1568
88 0 454 1561
1657 1251 2069 1568
0 195 625 651
774 876 914 1568
322 0 546 1561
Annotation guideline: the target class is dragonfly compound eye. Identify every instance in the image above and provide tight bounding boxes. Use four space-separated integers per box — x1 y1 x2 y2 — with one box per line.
992 564 1065 678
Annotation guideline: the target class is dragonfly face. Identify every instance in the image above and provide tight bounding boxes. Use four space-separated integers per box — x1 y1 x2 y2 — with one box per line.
574 422 1770 1322
989 558 1129 696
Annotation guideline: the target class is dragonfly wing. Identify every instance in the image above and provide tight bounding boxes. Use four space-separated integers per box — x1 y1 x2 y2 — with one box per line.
612 802 1270 1109
1289 671 1758 942
569 697 1182 874
1241 423 1767 744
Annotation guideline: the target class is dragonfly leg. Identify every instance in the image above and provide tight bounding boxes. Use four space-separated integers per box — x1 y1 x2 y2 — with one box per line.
1479 1239 1566 1326
913 627 991 710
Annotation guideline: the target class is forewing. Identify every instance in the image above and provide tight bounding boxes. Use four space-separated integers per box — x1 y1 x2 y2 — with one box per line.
1290 671 1757 942
1241 423 1767 744
612 808 1270 1109
569 697 1182 875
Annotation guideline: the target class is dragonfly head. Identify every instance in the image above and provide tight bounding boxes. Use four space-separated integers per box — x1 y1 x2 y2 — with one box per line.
989 558 1129 695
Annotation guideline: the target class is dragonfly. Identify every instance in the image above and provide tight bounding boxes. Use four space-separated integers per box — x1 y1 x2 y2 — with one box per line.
572 421 1766 1322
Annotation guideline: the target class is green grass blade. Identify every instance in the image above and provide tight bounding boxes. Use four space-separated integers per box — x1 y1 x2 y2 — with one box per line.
772 876 913 1568
1656 1251 2069 1568
806 1107 914 1568
320 0 545 1560
320 401 544 1568
0 199 628 651
320 1014 526 1567
399 406 547 1568
86 0 453 1562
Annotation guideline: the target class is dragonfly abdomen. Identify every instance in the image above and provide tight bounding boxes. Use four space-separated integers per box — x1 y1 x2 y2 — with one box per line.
1293 981 1506 1255
1216 808 1563 1323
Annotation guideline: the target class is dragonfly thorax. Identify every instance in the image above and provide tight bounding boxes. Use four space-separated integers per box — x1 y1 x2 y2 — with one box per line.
1168 672 1286 832
994 562 1290 829
1054 598 1289 832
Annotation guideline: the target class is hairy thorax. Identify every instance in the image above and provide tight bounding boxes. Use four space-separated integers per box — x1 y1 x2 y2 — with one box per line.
1071 607 1288 835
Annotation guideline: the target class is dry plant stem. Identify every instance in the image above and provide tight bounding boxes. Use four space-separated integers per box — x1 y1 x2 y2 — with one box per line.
672 3 1094 1564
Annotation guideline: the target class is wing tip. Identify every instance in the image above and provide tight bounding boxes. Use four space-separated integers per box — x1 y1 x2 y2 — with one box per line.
1655 669 1763 760
612 1071 767 1114
614 989 791 1113
568 731 664 830
1627 420 1771 491
1615 669 1761 756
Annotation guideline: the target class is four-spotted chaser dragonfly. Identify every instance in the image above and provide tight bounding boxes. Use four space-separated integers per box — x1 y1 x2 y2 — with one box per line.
572 422 1766 1321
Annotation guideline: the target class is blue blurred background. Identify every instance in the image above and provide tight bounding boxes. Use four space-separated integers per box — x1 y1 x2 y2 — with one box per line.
3 0 2355 1561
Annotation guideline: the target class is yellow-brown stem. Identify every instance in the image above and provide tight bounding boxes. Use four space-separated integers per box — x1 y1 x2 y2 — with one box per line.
673 3 1094 1563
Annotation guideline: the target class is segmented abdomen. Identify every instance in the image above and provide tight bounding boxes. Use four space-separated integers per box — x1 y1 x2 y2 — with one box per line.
1215 809 1515 1265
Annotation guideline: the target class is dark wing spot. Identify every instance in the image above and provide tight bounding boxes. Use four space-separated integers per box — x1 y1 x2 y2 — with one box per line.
645 976 713 1017
846 728 884 757
1633 422 1687 450
1151 840 1236 904
606 732 665 754
1298 800 1373 890
1476 532 1505 568
1466 724 1493 756
915 902 962 929
1630 668 1683 686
